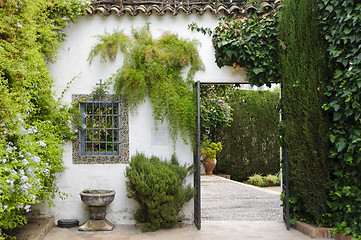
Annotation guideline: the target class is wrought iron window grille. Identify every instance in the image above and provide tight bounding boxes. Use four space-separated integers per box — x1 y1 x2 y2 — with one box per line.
78 80 123 157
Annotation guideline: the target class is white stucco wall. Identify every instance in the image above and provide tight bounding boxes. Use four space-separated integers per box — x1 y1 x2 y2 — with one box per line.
36 12 247 225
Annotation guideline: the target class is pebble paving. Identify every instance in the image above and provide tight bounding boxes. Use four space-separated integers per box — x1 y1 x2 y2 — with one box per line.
201 175 283 222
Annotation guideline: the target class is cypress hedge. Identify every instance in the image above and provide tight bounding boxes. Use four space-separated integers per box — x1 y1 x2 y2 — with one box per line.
278 0 331 223
214 89 280 181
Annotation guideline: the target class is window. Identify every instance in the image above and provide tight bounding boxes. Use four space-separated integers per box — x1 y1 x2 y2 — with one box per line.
80 102 119 155
72 94 129 164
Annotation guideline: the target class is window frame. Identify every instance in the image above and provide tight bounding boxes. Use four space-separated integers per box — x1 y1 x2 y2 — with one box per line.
72 94 129 164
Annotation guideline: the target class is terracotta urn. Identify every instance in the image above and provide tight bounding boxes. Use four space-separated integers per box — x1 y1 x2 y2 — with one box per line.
203 157 217 175
79 189 115 231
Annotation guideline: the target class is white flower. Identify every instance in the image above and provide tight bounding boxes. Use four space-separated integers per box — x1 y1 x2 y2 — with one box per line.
37 141 46 147
30 155 41 163
24 205 31 212
20 175 28 183
6 179 14 187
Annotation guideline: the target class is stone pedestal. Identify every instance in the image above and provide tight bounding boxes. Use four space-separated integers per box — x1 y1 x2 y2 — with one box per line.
79 219 114 231
79 190 115 231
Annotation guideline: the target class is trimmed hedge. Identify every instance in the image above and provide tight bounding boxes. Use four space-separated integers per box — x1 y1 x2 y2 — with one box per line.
214 89 280 182
279 0 331 223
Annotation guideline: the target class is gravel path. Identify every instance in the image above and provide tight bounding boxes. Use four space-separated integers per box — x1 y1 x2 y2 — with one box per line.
201 175 283 222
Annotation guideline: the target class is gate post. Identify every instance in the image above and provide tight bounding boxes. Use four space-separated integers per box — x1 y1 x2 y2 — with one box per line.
194 80 201 230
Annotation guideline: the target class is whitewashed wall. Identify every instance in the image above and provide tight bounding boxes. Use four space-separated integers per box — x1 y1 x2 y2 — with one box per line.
35 12 247 225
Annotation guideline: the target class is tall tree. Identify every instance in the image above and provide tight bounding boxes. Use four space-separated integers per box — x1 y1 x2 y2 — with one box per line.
279 0 331 222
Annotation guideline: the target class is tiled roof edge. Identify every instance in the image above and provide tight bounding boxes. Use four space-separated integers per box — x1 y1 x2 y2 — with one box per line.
87 0 281 16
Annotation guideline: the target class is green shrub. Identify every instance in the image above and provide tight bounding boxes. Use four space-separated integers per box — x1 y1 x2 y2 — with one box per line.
264 174 280 186
247 173 280 187
125 153 195 232
247 174 264 186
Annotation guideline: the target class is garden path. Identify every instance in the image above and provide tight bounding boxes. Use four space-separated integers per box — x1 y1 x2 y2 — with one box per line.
201 175 282 222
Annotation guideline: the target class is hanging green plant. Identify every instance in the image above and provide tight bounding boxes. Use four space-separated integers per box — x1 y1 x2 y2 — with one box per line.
88 24 204 144
88 28 131 64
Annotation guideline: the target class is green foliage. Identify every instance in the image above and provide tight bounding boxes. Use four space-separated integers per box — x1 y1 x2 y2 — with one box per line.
215 89 280 182
89 25 204 144
211 12 280 87
88 28 131 64
125 153 195 232
318 0 361 237
200 141 222 159
279 0 331 223
200 85 233 141
0 0 89 238
246 173 281 187
247 174 264 186
264 173 280 185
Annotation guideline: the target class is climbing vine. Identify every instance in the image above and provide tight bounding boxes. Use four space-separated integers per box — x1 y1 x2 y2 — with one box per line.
318 0 361 237
0 0 89 238
190 9 280 87
212 12 280 87
89 25 204 144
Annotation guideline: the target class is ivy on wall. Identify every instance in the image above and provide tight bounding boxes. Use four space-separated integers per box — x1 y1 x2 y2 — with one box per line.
318 0 361 237
0 0 88 238
89 25 204 144
211 12 280 87
214 89 280 181
189 8 280 87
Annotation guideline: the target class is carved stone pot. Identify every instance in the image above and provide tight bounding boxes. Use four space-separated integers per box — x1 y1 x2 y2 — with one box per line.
79 190 115 231
203 157 217 175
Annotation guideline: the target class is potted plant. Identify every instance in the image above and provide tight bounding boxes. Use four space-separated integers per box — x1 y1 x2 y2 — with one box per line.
201 140 222 175
264 174 280 186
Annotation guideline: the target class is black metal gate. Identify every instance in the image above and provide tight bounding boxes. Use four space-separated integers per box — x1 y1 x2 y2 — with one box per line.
193 80 288 230
283 144 290 230
194 80 201 230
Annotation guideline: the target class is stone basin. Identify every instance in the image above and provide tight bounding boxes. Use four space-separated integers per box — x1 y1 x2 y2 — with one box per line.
79 189 116 231
80 190 115 207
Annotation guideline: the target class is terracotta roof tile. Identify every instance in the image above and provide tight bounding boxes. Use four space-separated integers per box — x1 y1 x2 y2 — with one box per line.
87 0 280 16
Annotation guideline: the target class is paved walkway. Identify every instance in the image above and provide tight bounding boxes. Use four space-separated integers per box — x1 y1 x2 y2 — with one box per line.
43 175 315 240
201 175 282 222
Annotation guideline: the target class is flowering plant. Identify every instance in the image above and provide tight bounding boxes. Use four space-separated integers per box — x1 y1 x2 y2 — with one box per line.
200 86 233 140
0 0 89 238
201 141 222 159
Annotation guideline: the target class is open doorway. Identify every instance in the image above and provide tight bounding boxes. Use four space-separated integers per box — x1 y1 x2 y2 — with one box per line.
194 81 282 229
